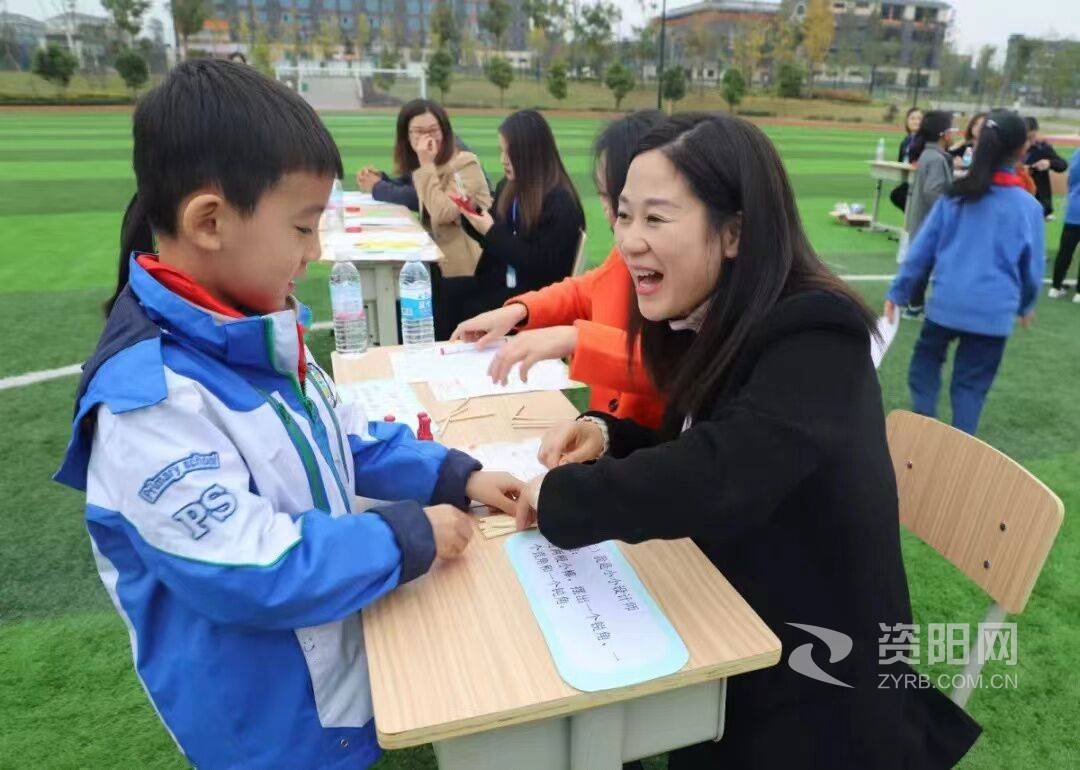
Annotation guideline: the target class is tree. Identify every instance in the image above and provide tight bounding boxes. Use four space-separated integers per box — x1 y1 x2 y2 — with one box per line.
546 57 568 101
430 2 460 56
354 14 372 61
732 20 767 87
575 1 620 79
102 0 151 45
660 65 686 111
683 18 715 95
1036 41 1080 109
115 47 149 93
375 46 400 90
251 25 273 76
777 61 804 98
313 15 340 61
605 60 635 109
721 67 746 112
631 18 659 81
31 43 78 91
171 0 209 61
801 0 834 91
428 46 454 100
480 0 512 52
486 55 514 106
972 44 997 109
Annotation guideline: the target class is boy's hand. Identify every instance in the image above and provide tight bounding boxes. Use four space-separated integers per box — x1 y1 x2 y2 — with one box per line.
466 471 524 515
515 475 545 531
1020 311 1036 329
424 504 474 559
1032 159 1051 172
883 299 898 324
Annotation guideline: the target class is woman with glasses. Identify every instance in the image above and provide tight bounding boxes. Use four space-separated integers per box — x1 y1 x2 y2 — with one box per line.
356 99 492 282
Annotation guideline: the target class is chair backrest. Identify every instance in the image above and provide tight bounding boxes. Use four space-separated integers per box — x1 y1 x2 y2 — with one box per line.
885 410 1063 614
571 229 588 277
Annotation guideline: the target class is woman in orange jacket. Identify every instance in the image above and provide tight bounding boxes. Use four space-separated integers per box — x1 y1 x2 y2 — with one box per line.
451 111 667 428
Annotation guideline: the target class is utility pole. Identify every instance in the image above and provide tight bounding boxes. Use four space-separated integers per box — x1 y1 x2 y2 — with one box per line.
655 0 666 109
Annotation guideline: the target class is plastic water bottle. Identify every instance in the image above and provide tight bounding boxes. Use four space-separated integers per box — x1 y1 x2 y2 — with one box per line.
325 178 345 234
329 261 368 355
399 260 435 350
875 138 886 161
962 146 974 168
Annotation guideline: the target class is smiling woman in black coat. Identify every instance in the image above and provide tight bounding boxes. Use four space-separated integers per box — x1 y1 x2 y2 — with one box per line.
515 113 982 769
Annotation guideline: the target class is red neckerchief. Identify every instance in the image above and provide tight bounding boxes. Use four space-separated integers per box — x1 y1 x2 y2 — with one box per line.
992 171 1026 188
135 254 307 387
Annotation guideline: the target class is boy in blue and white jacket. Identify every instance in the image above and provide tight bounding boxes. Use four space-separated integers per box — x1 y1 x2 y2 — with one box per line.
1049 153 1080 300
886 111 1044 436
54 60 522 769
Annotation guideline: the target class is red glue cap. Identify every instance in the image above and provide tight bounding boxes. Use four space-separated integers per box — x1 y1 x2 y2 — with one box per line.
417 412 433 441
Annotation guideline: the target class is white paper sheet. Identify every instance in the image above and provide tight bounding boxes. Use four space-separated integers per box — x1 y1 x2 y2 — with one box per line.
871 314 900 369
345 215 418 228
337 379 427 434
505 533 690 692
389 347 572 399
462 437 547 482
342 191 376 207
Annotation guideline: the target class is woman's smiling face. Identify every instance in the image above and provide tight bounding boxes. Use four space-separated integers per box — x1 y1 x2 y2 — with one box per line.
615 149 726 322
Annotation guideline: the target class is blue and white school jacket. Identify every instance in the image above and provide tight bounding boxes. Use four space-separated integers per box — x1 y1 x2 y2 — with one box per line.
54 257 481 769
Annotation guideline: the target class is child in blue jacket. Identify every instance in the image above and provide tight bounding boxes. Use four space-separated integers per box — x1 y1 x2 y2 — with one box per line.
886 111 1045 435
1048 152 1080 301
54 59 522 769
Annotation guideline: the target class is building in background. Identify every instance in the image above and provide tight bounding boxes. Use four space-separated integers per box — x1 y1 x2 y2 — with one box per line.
205 0 527 62
658 0 950 89
44 12 112 70
0 11 46 70
1003 34 1080 108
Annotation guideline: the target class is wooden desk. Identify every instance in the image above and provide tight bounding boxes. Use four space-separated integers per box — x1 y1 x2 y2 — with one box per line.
867 159 915 236
333 348 782 770
321 201 441 347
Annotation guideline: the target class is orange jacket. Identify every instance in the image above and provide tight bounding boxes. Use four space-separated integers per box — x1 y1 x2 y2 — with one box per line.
506 246 666 428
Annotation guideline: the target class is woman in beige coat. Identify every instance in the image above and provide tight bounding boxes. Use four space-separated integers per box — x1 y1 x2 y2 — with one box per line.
359 100 492 280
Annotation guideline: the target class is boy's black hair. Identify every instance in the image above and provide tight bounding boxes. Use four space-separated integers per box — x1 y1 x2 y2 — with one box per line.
1024 116 1039 132
108 58 344 315
908 110 953 163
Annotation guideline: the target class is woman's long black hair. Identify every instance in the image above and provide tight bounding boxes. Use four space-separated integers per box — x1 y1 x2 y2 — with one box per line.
593 109 665 211
627 112 876 421
496 109 583 235
949 110 1029 203
107 58 343 315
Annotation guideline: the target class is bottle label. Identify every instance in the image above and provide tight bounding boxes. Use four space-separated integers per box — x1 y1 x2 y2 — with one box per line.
330 284 363 312
401 295 432 320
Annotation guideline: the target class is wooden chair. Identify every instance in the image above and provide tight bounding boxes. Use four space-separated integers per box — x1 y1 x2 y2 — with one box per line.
571 229 589 277
885 410 1064 708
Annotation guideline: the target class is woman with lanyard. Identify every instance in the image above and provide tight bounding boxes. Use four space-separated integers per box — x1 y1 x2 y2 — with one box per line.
436 109 585 339
886 110 1044 435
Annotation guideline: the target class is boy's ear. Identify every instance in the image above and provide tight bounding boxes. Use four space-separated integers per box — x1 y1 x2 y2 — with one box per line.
179 193 227 252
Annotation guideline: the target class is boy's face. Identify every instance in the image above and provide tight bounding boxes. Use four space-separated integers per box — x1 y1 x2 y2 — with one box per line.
216 172 333 314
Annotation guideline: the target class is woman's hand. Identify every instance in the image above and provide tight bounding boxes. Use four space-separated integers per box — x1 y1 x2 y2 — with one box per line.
356 167 381 192
537 419 605 469
461 206 495 235
1032 159 1051 172
450 304 528 347
465 470 525 515
514 475 545 531
1020 310 1036 329
488 326 578 386
414 134 439 167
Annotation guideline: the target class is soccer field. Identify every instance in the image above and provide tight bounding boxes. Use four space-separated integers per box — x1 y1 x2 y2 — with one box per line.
0 109 1076 769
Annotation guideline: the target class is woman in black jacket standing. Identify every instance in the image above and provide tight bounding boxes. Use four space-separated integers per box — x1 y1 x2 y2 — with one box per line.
436 110 585 338
514 113 981 769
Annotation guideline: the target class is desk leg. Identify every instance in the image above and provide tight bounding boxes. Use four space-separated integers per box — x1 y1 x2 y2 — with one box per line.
373 264 398 347
570 702 625 770
430 679 727 770
870 179 884 230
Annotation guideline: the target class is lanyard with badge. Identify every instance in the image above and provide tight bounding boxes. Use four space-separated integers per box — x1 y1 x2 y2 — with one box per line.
506 198 518 289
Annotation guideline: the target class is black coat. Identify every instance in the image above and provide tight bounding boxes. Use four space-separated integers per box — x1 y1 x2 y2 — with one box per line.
1025 141 1069 215
463 177 585 294
537 291 982 768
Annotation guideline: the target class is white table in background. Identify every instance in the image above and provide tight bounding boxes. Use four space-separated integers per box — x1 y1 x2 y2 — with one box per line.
320 200 441 347
867 159 914 236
